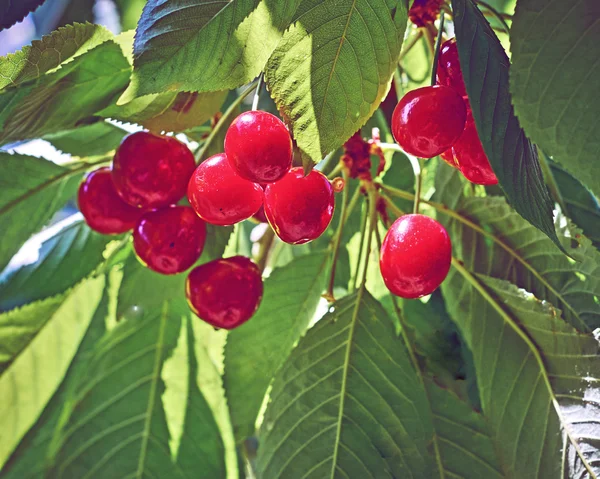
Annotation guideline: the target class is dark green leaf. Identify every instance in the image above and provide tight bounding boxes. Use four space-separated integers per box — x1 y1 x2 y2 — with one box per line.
256 291 436 478
114 0 146 30
0 40 131 144
510 0 600 198
123 0 301 99
54 0 95 28
0 23 113 90
44 122 127 157
265 0 408 163
0 219 112 311
224 251 328 441
442 270 600 476
451 0 560 249
0 277 105 469
550 161 600 249
0 153 99 272
0 0 46 30
435 164 600 332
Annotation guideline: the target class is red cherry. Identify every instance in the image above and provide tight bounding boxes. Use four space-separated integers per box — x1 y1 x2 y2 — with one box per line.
78 167 142 235
436 38 467 99
186 256 263 329
133 206 206 275
453 116 498 185
112 131 196 209
440 148 458 169
392 85 467 158
225 111 292 183
380 214 451 299
187 153 263 226
264 167 334 245
252 205 268 223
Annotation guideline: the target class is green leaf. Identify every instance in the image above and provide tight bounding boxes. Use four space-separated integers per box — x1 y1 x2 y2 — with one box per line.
1 275 112 478
0 40 131 144
0 0 46 30
123 0 301 99
0 23 114 90
510 0 600 198
0 153 99 272
224 251 328 441
0 219 112 311
0 276 105 469
256 290 435 478
50 299 224 477
450 0 560 249
114 0 146 30
434 165 600 331
442 270 600 477
265 0 408 163
550 161 600 250
43 121 127 157
425 378 503 478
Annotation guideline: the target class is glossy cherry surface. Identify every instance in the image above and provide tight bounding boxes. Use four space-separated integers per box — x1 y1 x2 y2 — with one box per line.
112 131 196 209
186 256 263 329
436 38 467 98
225 111 293 183
392 85 467 158
133 206 206 275
453 116 498 185
380 214 451 299
264 167 334 245
187 153 263 226
78 167 142 235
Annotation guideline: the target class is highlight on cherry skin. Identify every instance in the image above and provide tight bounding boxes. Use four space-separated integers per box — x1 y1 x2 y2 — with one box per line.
225 110 293 184
264 167 335 245
78 167 143 235
112 131 196 209
380 214 452 299
392 84 467 159
133 205 207 275
187 152 264 226
186 256 264 330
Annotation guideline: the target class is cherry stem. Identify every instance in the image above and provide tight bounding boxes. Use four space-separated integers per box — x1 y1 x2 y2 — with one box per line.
251 73 264 111
194 79 258 163
476 0 511 34
537 147 568 214
326 162 343 180
430 12 445 87
325 168 351 301
378 143 422 214
358 187 379 290
399 29 424 63
255 226 275 272
351 196 370 292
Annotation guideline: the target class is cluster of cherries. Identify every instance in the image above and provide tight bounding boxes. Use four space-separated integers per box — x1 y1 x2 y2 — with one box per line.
78 110 335 329
391 38 498 185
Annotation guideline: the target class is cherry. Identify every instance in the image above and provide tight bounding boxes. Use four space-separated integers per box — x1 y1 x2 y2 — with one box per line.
187 153 263 226
440 149 458 169
112 131 196 209
133 206 206 275
264 167 334 245
78 167 142 235
436 38 467 98
392 85 467 158
380 214 451 299
224 110 293 183
186 256 263 329
453 116 498 185
252 205 268 223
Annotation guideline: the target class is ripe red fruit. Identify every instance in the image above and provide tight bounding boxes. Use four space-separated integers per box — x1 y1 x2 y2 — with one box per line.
78 167 142 235
112 131 196 209
186 256 263 329
437 38 467 98
264 167 334 245
252 205 268 223
392 85 467 158
380 214 452 299
133 206 206 275
453 117 498 185
187 153 263 226
440 149 458 169
225 110 293 183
